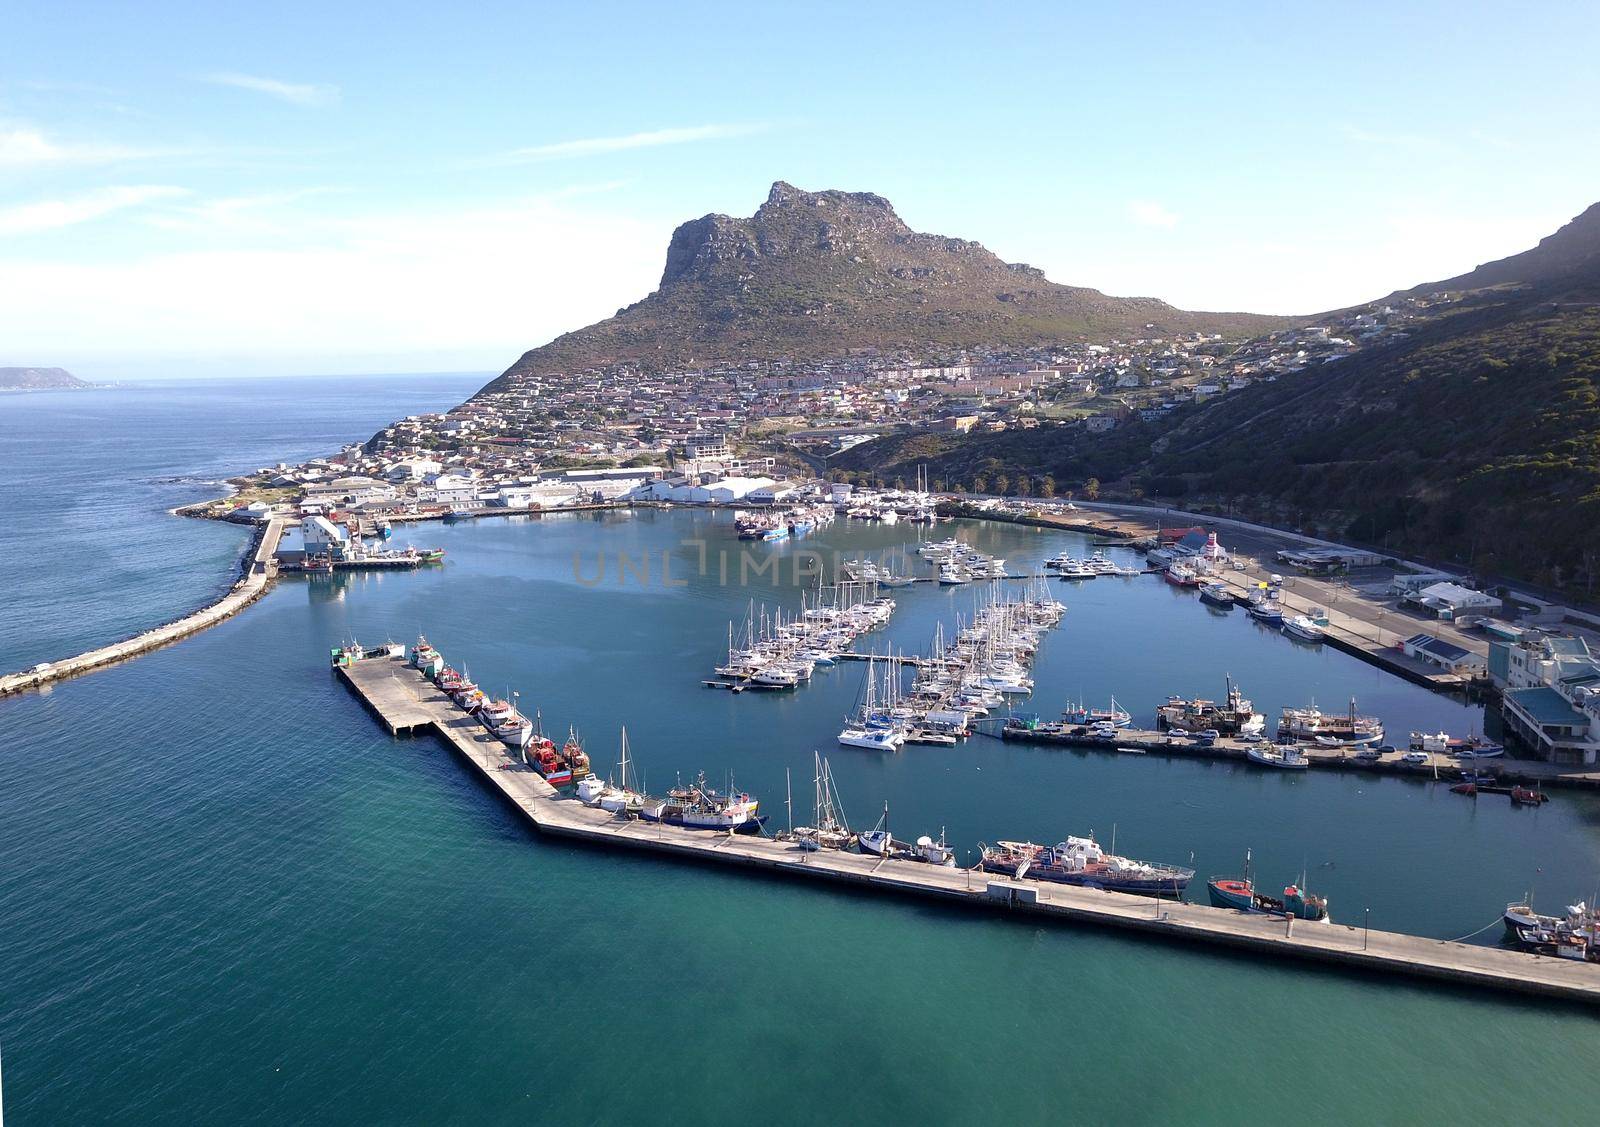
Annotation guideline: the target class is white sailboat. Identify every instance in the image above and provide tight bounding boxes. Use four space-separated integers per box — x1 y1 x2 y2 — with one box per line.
581 726 648 813
839 653 906 750
794 752 852 851
858 802 893 856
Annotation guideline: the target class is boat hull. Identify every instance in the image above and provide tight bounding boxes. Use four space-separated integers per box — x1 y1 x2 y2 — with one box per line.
640 809 767 833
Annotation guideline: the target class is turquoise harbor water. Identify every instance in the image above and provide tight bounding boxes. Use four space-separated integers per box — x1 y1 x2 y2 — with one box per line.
3 381 1600 1124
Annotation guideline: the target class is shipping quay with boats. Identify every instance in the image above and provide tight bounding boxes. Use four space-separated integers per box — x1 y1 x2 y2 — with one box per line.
335 641 1600 1006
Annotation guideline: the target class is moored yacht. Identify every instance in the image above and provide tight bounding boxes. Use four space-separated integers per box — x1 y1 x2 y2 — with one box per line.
838 724 905 751
1282 609 1329 642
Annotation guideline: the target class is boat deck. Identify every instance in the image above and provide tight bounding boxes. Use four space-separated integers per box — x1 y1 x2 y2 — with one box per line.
338 653 1600 1006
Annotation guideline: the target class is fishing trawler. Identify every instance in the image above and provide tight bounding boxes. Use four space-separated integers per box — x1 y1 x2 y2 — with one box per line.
1279 699 1384 746
1155 676 1265 736
1245 744 1309 770
410 637 443 677
1198 579 1234 608
523 730 573 786
641 772 764 833
1208 851 1330 921
915 831 958 866
980 835 1194 895
1503 899 1596 959
479 695 536 749
558 727 592 781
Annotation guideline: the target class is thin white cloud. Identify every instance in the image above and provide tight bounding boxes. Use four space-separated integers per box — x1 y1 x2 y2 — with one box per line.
0 185 189 236
491 123 765 163
1338 123 1438 148
142 187 345 233
0 126 162 167
1128 200 1180 229
199 72 339 107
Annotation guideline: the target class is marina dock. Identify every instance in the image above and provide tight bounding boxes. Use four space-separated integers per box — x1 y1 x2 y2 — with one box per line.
993 721 1585 786
339 652 1600 1007
0 518 287 697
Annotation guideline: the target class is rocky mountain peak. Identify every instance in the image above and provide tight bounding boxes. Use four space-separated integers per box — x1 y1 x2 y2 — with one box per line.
486 181 1283 384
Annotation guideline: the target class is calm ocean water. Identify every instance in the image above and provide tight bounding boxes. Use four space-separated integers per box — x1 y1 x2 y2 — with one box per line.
0 375 483 670
2 379 1599 1124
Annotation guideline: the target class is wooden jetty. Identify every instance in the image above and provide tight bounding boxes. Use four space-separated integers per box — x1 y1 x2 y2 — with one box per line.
0 518 287 697
339 652 1600 1007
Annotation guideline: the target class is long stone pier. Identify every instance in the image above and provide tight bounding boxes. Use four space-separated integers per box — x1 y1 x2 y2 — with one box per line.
339 652 1600 1007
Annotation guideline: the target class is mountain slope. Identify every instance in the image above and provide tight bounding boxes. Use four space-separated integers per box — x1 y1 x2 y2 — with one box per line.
842 201 1600 594
482 182 1285 390
1408 202 1600 296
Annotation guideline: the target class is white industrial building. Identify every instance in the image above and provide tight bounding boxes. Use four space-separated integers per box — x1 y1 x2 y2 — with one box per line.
1402 581 1501 621
626 475 778 504
274 515 349 565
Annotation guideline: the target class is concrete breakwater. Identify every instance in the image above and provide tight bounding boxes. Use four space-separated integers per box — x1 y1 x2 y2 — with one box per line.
0 518 286 696
340 653 1600 1007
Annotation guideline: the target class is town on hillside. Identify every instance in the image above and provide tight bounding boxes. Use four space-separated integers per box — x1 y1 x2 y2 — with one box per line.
206 290 1450 525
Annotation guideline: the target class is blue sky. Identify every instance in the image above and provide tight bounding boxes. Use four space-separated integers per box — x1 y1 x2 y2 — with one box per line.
3 0 1598 378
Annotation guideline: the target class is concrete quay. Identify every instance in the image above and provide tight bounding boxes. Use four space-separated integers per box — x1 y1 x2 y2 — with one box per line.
0 518 287 697
340 653 1600 1007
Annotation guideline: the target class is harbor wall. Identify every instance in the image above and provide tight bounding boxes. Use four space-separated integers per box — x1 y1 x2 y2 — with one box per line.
0 518 285 697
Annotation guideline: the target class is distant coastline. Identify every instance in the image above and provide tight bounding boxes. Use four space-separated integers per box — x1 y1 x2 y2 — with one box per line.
0 365 106 391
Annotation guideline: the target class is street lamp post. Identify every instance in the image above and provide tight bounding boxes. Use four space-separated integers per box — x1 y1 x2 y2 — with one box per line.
1364 907 1371 950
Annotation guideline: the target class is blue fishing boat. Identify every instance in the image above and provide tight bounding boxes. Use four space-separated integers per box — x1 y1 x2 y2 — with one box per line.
1207 851 1330 921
